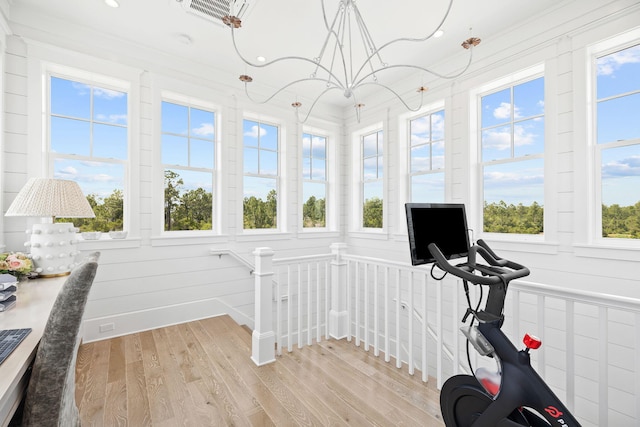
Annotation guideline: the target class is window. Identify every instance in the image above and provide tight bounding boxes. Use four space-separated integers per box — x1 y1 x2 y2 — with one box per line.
409 109 445 202
595 43 640 239
243 119 279 229
49 75 127 232
161 100 216 231
362 130 383 228
302 132 327 228
480 75 544 235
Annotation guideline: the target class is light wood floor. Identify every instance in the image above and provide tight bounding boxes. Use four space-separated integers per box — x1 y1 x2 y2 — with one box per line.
76 315 445 426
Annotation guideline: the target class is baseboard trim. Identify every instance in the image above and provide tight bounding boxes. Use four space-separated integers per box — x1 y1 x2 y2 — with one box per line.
81 298 254 342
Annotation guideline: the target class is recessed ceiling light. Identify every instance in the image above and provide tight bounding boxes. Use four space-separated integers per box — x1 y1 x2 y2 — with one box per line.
256 56 266 63
104 0 119 8
434 30 444 38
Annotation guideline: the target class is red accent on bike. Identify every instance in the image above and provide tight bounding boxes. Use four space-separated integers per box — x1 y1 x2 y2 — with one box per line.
523 333 542 350
479 378 500 396
544 406 563 418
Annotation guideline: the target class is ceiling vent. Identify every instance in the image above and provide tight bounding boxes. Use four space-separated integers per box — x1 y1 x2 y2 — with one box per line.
179 0 251 25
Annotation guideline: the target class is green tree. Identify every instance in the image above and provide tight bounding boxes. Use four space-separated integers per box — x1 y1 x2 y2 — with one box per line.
483 201 543 234
363 197 383 228
303 196 326 228
58 190 124 232
602 202 640 238
243 190 278 229
172 187 213 231
164 170 184 231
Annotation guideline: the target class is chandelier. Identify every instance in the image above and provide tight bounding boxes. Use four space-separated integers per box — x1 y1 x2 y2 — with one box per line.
223 0 480 122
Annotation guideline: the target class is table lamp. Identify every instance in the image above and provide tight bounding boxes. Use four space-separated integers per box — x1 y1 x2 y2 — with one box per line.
5 178 95 277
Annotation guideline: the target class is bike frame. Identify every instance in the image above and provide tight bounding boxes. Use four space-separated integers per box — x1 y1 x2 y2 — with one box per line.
472 318 580 426
430 239 582 426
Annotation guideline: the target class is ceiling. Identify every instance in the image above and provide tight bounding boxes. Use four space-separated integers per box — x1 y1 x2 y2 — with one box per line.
6 0 567 112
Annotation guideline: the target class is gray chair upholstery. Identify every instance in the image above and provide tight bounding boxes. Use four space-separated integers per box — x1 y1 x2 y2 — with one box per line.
21 252 100 427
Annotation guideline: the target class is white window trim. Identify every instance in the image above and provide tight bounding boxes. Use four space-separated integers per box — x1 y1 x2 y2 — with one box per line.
587 34 640 249
148 75 229 246
157 90 221 237
351 122 385 234
471 63 549 243
300 124 337 233
403 102 447 200
27 46 141 249
240 111 286 235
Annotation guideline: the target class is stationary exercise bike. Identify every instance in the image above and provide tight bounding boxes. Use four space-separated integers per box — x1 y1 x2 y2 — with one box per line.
428 239 582 427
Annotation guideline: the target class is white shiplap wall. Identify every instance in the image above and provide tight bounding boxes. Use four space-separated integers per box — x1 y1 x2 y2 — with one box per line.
1 0 639 347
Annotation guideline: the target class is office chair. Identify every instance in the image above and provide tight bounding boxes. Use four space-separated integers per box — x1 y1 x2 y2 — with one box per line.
21 252 100 427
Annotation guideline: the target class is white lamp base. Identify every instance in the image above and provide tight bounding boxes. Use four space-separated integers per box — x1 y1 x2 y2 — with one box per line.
26 223 81 277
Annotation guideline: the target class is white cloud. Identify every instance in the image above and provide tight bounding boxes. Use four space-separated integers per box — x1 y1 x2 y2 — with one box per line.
482 128 511 151
597 45 640 76
602 155 640 178
513 124 536 147
89 174 115 182
192 123 214 137
95 113 128 124
494 102 512 120
93 87 125 100
244 125 267 138
55 166 78 179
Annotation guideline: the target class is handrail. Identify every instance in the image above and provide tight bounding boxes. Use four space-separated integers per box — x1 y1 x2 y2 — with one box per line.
512 280 640 312
209 248 254 274
273 253 333 265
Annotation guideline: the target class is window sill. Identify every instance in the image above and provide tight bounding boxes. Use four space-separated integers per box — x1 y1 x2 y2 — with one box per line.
479 237 559 255
151 234 230 247
573 243 640 261
78 236 141 250
348 230 389 240
235 232 293 243
298 230 341 239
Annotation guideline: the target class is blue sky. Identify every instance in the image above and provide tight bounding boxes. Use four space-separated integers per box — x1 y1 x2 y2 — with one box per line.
51 77 127 199
597 44 640 207
51 44 639 208
243 120 278 199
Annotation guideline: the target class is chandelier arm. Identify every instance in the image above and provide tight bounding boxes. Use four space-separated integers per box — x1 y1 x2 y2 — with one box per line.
295 86 342 124
352 48 474 89
231 9 346 89
377 0 454 51
357 82 426 113
328 5 349 91
346 5 353 87
315 0 347 82
243 78 340 105
351 2 384 67
351 0 454 82
354 12 380 82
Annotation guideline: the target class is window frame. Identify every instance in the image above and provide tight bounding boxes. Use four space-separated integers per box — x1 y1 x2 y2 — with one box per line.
301 128 329 231
353 124 385 232
241 114 282 233
407 106 446 203
476 65 547 241
160 93 219 235
590 38 640 246
45 67 134 242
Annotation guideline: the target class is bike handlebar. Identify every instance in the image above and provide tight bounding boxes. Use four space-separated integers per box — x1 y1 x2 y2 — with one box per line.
428 239 530 285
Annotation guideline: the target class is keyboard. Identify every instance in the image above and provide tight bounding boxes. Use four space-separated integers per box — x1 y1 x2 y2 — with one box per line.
0 328 32 365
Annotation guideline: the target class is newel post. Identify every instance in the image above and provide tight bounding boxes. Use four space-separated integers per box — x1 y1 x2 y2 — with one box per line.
329 242 349 339
251 247 276 366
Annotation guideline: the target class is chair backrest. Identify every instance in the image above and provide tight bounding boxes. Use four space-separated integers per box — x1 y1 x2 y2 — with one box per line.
22 252 100 427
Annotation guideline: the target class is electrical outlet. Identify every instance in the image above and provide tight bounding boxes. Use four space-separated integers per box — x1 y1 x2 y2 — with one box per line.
99 323 115 333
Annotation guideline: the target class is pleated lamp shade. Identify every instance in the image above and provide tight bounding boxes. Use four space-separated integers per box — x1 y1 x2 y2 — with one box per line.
5 178 95 219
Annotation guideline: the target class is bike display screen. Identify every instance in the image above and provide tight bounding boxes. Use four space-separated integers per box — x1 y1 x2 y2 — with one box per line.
405 203 470 266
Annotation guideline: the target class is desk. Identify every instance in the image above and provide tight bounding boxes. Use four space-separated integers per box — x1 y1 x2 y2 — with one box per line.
0 276 65 427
